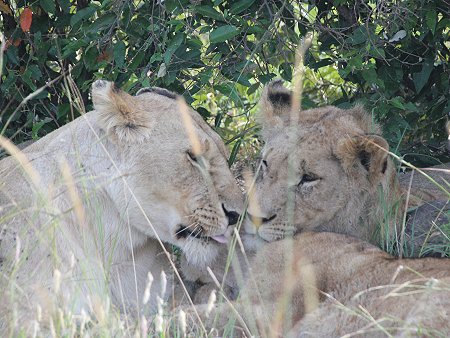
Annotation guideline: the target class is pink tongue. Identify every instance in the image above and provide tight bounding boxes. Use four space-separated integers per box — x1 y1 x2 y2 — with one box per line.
211 235 228 244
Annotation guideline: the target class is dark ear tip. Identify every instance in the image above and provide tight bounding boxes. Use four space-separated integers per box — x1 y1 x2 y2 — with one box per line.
136 87 177 100
92 80 108 90
266 80 292 107
268 79 285 89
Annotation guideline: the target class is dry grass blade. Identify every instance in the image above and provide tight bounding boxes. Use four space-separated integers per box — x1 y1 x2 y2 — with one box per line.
273 32 317 330
206 266 253 337
0 34 4 79
0 135 41 188
290 32 313 125
177 97 202 157
59 160 86 227
399 171 414 259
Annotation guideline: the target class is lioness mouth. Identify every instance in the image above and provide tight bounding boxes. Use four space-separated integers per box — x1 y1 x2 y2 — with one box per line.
175 225 228 244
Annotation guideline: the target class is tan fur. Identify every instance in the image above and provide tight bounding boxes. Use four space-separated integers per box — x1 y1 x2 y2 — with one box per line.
0 80 243 333
185 232 450 336
252 232 450 337
245 81 402 244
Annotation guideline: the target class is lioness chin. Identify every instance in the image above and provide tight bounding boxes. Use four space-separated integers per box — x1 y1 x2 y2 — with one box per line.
0 80 243 333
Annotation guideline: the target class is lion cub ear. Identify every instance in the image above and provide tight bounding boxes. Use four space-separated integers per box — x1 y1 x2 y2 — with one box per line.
258 80 292 140
336 134 390 184
92 80 151 143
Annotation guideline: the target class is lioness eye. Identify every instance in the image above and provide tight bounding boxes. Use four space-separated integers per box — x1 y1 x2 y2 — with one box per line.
298 174 318 185
187 151 198 162
187 150 209 171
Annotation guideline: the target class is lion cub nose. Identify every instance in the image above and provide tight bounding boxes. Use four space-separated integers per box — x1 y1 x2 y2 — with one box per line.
222 205 240 225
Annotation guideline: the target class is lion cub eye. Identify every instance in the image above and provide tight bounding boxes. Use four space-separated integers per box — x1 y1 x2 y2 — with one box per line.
298 174 318 186
255 157 268 181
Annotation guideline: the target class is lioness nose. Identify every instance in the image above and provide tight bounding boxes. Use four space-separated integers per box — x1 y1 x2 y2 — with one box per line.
247 212 276 226
222 205 240 225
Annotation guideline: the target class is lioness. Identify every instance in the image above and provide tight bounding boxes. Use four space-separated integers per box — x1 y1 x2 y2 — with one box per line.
0 80 243 332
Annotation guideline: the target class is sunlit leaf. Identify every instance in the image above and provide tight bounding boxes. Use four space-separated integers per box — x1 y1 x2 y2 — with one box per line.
209 25 239 44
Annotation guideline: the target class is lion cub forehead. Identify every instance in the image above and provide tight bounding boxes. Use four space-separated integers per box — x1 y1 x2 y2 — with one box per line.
300 106 380 136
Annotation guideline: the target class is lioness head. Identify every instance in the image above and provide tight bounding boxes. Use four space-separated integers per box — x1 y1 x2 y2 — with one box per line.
91 80 243 267
245 81 401 244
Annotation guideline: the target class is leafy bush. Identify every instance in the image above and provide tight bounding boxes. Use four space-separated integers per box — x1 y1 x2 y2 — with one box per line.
1 0 449 164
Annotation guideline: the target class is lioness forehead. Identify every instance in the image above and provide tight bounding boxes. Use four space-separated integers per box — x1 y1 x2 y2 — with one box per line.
134 91 229 159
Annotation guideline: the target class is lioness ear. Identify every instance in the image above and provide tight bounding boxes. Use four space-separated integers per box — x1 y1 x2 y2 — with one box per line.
258 80 292 140
92 80 151 143
336 134 389 184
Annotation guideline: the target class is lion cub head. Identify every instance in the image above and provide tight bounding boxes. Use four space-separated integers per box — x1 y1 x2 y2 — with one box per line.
245 81 401 245
91 80 243 267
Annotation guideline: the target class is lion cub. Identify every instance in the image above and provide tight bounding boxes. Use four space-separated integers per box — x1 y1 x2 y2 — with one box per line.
244 80 449 255
191 232 450 337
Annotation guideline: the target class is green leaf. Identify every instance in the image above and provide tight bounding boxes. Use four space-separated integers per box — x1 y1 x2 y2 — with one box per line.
280 62 293 81
87 13 116 33
165 0 189 12
164 33 184 64
412 58 433 93
32 118 52 140
28 65 42 80
209 25 239 44
228 139 242 166
229 0 255 14
425 9 437 34
62 40 87 58
390 97 405 110
128 52 146 71
196 107 211 119
216 83 240 104
22 68 37 91
70 7 96 26
0 71 16 92
40 0 56 14
5 46 19 65
349 27 367 45
362 68 377 84
113 41 126 68
57 0 70 13
195 5 223 20
247 82 260 95
83 46 99 70
404 102 419 112
57 103 71 120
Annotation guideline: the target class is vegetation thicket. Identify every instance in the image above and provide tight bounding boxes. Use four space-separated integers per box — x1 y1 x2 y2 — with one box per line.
1 0 449 165
1 0 450 336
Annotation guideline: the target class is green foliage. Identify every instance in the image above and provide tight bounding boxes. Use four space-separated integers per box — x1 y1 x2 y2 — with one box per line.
0 0 449 164
311 0 450 165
